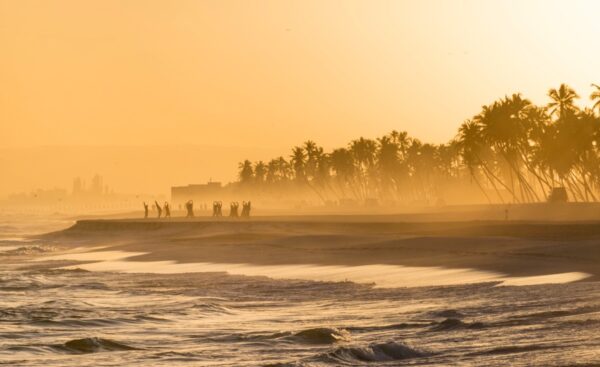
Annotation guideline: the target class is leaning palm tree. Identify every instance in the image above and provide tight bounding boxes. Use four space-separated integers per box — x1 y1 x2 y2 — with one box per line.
591 84 600 115
548 83 579 120
457 119 505 203
329 148 357 199
474 94 538 202
234 82 600 204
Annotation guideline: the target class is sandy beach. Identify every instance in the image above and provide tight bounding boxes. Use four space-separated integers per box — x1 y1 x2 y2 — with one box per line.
38 215 600 285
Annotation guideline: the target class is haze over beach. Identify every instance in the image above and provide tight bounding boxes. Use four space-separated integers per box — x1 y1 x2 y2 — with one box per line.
2 0 600 197
2 1 600 366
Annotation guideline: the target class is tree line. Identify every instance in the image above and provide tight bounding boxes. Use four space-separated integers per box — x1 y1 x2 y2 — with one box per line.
237 84 600 205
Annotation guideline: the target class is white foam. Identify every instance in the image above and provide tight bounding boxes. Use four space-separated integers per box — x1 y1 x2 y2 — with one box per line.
500 272 590 286
0 237 34 242
38 250 146 262
0 246 20 252
38 249 591 288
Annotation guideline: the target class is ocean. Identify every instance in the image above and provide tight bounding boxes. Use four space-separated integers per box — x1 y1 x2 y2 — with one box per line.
1 214 600 366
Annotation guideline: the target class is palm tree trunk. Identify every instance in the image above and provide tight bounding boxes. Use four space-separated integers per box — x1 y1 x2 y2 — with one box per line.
470 171 493 204
479 160 517 203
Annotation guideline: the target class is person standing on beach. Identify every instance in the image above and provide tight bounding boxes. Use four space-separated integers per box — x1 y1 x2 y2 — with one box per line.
143 202 149 219
229 202 239 217
241 201 251 217
155 200 163 218
186 200 194 218
164 202 171 218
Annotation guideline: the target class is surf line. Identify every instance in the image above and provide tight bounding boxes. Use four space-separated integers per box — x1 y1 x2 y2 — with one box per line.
35 250 591 288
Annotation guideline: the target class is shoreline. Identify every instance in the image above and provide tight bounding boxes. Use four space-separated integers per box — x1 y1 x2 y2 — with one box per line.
34 217 600 286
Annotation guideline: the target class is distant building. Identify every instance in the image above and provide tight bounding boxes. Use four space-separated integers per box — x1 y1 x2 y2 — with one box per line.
72 175 110 198
171 181 223 205
72 177 83 195
91 174 103 195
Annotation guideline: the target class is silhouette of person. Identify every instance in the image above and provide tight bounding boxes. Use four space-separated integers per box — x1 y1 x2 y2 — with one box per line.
214 201 222 217
229 202 239 217
241 201 250 217
186 200 194 218
143 202 149 219
155 200 162 218
164 202 171 218
505 208 509 221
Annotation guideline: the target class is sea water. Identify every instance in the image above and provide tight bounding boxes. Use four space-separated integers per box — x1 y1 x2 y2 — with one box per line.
1 215 600 366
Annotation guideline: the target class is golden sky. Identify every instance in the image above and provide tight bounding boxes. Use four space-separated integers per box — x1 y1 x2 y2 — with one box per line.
1 0 599 195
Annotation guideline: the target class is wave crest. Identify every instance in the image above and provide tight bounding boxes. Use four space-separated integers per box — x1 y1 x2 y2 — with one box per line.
53 337 137 354
1 245 57 256
289 327 350 344
429 318 484 331
325 341 430 362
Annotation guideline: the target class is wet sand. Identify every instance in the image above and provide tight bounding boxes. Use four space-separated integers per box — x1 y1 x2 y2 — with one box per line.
40 217 600 282
6 215 600 366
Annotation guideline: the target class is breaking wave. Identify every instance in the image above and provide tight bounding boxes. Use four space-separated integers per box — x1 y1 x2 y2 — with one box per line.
322 341 431 363
52 337 138 354
429 318 485 331
1 245 58 256
287 327 350 344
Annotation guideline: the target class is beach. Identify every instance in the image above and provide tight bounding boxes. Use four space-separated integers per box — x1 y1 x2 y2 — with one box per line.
1 213 600 366
38 216 600 285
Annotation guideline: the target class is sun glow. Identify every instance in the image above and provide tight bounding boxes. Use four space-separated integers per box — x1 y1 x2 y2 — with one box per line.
1 0 599 195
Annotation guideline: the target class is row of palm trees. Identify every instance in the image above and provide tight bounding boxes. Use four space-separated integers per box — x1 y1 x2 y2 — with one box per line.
237 83 600 205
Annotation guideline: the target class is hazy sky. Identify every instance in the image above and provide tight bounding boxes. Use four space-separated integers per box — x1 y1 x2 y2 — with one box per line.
1 0 599 196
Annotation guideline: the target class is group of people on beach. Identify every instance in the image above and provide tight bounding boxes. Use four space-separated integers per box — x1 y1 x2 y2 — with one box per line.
212 201 223 217
143 201 171 219
225 201 251 217
212 201 251 217
239 201 252 217
143 200 251 219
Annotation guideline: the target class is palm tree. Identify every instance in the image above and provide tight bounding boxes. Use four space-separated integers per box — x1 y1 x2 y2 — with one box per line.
234 82 600 204
591 84 600 114
290 146 306 182
266 159 279 183
548 83 579 120
276 156 292 181
457 119 505 203
330 148 356 199
551 109 598 201
376 135 401 200
303 140 319 181
349 137 377 199
297 141 330 202
474 94 541 202
254 161 267 185
238 160 254 184
410 142 437 202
